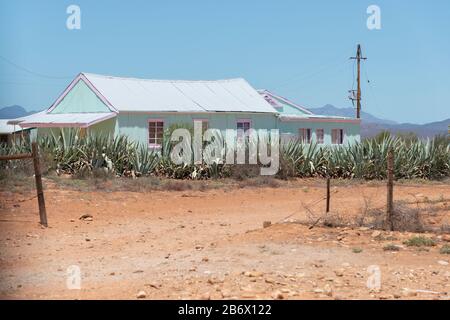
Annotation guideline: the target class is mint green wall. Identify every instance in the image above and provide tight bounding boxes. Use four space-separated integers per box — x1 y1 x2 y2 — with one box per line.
50 80 111 114
272 96 310 116
279 120 360 145
116 112 278 146
36 113 359 146
117 112 359 146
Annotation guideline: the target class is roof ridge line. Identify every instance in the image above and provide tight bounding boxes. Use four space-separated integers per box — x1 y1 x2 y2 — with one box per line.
82 72 246 83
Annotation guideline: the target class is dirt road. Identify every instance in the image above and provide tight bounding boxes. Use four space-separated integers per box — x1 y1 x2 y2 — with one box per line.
1 179 449 299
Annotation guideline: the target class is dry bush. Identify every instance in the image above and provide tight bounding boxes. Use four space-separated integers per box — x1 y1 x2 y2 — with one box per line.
356 199 426 232
391 203 425 232
322 212 349 228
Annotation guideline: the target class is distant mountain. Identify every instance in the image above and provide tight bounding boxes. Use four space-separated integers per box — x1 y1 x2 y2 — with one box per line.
0 105 38 119
361 119 449 139
310 104 448 139
309 104 397 125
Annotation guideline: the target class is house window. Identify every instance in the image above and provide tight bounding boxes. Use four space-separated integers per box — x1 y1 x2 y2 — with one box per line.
148 120 164 148
299 128 312 144
236 119 251 138
316 129 324 144
193 119 209 135
331 129 344 145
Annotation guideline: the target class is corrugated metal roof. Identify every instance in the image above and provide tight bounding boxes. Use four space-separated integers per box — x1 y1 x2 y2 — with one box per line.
258 89 314 115
279 114 361 123
7 111 47 125
83 73 276 113
0 120 24 134
259 90 359 122
13 112 116 128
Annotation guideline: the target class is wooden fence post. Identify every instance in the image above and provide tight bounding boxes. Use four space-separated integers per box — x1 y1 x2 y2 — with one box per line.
386 148 394 231
326 177 330 213
32 142 48 227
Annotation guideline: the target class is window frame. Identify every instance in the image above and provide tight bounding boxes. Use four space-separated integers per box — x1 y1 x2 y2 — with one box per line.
148 119 165 149
298 128 312 144
236 119 252 137
316 129 324 144
331 128 344 145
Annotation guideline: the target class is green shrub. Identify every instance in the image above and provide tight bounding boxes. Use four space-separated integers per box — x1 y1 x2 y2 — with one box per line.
440 245 450 254
383 244 401 251
403 236 436 247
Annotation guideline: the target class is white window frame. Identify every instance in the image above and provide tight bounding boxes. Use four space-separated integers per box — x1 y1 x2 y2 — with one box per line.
148 119 164 149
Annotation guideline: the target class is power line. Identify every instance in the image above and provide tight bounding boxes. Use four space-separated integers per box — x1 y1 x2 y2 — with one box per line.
273 59 348 91
0 81 66 86
0 55 72 80
271 48 354 91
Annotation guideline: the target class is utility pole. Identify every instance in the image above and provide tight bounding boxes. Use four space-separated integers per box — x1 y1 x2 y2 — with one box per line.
349 44 367 119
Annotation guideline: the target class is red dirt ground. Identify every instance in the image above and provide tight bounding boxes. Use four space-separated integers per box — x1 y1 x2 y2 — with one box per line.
0 178 449 300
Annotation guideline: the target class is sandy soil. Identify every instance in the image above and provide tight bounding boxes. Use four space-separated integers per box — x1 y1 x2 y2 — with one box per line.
0 178 449 300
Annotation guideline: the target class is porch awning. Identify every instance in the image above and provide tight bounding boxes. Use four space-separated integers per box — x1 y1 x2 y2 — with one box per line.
8 112 117 128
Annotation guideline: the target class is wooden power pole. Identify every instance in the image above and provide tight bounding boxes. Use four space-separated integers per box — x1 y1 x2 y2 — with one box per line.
350 44 367 119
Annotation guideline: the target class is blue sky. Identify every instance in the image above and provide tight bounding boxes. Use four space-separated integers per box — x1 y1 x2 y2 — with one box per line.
0 0 449 124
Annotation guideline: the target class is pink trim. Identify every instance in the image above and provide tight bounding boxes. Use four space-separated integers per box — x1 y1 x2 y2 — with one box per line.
236 118 252 126
260 90 314 115
81 74 119 113
280 117 361 124
147 118 165 123
46 74 82 113
46 73 118 114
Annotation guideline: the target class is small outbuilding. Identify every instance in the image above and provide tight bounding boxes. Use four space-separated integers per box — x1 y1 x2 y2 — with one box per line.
0 119 34 145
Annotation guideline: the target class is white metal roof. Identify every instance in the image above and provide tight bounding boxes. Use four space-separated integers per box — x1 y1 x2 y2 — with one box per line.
279 114 361 123
0 120 25 134
258 89 314 115
11 112 117 128
259 89 359 123
82 73 276 113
